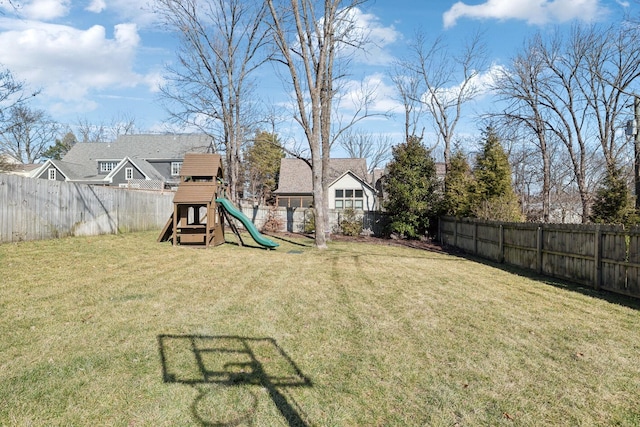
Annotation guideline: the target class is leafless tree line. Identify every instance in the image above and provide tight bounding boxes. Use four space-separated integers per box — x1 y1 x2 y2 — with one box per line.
493 23 640 223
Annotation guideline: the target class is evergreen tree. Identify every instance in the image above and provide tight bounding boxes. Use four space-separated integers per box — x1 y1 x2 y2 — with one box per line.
383 136 440 238
42 132 77 160
443 149 473 217
244 131 284 204
471 127 522 221
590 167 637 225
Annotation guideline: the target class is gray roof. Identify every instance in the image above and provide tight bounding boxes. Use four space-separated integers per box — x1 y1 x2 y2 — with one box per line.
275 158 370 194
62 134 213 164
36 134 213 183
48 158 99 180
118 158 166 181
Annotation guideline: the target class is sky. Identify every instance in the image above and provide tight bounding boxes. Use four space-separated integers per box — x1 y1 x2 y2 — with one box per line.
0 0 636 154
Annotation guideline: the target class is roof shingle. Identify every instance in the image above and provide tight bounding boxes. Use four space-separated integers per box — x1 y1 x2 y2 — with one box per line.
275 158 369 194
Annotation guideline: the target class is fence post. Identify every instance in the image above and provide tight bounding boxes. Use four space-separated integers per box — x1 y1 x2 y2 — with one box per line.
453 218 458 247
537 226 543 274
594 225 601 290
473 221 478 254
499 224 504 263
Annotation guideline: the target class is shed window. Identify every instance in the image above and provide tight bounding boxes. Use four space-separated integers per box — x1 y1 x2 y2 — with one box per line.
171 162 182 176
334 188 364 210
48 169 56 180
125 167 133 180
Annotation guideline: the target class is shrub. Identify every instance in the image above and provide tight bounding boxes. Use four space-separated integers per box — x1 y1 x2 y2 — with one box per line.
303 209 315 234
339 208 363 236
261 206 284 232
383 136 440 239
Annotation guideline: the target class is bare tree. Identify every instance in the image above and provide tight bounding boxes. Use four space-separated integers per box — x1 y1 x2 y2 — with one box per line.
0 66 37 129
338 129 391 173
157 0 271 203
0 105 60 164
110 112 137 139
580 24 640 171
394 31 488 172
390 61 425 144
266 0 370 249
75 116 108 143
75 114 137 143
493 36 552 222
526 24 638 222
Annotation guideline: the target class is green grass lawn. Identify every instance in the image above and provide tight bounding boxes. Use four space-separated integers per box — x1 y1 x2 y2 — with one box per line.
1 231 640 426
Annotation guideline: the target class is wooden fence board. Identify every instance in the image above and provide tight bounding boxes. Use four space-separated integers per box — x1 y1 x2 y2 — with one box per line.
1 174 390 244
0 174 174 243
440 217 640 300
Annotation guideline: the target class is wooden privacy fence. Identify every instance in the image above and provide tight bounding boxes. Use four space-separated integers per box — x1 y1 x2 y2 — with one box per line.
238 204 388 236
439 216 640 299
1 174 388 244
0 174 173 243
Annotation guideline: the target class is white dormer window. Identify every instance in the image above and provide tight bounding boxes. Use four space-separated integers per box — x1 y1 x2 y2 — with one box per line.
48 169 56 180
100 161 118 173
171 162 182 176
125 167 133 180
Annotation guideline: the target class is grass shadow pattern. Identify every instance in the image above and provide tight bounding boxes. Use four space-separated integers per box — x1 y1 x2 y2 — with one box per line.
158 335 313 426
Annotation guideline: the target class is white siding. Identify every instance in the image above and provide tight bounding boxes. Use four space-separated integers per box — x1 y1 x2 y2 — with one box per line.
328 173 376 211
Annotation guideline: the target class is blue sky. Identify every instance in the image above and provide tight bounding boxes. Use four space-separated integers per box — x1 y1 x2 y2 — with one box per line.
0 0 635 151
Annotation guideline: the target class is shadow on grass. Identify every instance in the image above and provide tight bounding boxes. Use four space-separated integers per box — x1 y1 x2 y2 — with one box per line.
158 335 313 427
268 234 314 248
222 239 267 250
443 250 640 311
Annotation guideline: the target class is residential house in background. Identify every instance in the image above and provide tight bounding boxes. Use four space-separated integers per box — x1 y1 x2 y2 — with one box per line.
274 158 379 211
31 134 214 190
1 153 40 177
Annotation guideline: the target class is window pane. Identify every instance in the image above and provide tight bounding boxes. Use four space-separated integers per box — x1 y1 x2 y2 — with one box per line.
278 198 288 207
335 200 343 209
335 189 343 198
345 189 353 197
345 200 353 208
355 190 363 197
355 200 363 209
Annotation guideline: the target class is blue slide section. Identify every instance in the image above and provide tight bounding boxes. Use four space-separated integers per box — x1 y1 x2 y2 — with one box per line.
216 198 279 249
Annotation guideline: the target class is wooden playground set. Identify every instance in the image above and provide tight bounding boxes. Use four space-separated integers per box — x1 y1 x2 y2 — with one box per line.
157 153 278 249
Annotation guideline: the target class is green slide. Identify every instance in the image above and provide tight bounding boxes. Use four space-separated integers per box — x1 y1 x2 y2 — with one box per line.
216 198 279 249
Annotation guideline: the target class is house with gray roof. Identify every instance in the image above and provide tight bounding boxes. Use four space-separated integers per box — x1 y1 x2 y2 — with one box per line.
31 134 214 190
274 158 380 211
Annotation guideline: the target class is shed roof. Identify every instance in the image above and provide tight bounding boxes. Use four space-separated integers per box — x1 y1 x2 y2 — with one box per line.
274 158 369 194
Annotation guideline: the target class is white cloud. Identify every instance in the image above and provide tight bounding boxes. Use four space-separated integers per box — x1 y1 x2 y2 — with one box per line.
443 0 608 29
326 7 401 66
422 64 504 107
99 0 160 27
86 0 107 14
0 19 155 104
9 0 71 21
81 0 159 27
350 8 401 65
339 73 402 116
